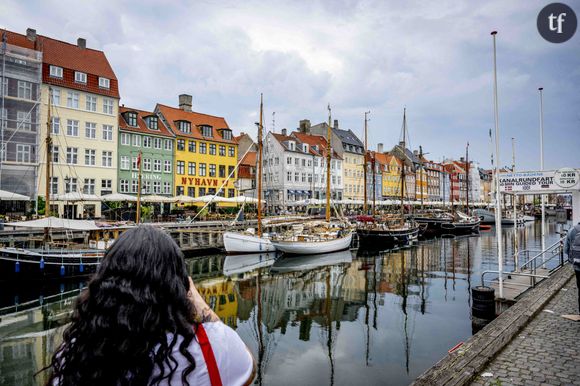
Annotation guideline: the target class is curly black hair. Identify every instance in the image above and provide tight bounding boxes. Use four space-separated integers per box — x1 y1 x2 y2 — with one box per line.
43 225 197 386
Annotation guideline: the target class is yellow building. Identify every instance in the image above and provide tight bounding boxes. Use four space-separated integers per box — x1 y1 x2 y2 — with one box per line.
36 35 120 218
378 154 403 198
197 278 238 328
156 96 237 205
415 165 428 201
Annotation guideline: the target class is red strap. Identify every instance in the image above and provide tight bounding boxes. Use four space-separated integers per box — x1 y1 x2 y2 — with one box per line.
196 323 223 386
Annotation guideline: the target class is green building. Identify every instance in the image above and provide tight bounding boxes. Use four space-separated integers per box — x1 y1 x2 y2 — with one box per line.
118 106 175 197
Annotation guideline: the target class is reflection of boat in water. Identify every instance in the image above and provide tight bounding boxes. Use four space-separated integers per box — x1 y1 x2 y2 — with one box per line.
223 252 276 276
270 249 352 274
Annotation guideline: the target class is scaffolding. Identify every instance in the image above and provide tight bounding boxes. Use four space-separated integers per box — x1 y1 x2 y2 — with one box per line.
0 37 43 200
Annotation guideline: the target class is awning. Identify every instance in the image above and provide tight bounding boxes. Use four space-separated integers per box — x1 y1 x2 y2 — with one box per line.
52 192 102 202
6 216 100 230
101 193 138 202
0 189 31 201
141 195 175 203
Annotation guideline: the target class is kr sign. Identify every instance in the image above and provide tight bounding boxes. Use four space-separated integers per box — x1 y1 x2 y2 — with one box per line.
499 168 579 194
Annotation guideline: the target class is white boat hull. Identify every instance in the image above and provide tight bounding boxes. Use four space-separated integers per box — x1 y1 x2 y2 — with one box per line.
271 231 353 255
223 232 276 253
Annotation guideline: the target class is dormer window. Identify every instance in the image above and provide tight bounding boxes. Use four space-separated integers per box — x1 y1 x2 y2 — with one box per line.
99 77 110 89
220 129 232 140
288 141 295 151
177 120 191 134
125 112 137 127
312 145 318 152
303 144 309 153
49 65 63 78
147 116 158 130
75 71 87 84
200 125 213 137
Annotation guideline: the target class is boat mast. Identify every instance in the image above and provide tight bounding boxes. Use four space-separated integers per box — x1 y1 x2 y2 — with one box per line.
257 94 264 237
371 153 376 216
44 88 52 242
419 145 424 210
465 142 469 215
326 104 332 223
363 111 369 214
136 151 142 223
400 109 407 225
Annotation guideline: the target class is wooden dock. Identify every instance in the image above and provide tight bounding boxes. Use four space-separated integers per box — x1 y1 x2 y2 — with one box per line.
489 268 550 301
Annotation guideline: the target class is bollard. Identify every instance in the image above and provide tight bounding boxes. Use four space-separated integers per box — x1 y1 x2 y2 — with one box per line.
472 286 495 320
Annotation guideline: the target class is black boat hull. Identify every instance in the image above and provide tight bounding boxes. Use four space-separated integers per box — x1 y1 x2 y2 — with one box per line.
357 227 420 249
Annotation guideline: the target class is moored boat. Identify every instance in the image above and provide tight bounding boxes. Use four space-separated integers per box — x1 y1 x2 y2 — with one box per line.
223 230 276 253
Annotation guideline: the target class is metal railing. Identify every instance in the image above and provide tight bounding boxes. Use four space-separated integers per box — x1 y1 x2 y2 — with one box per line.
481 234 567 290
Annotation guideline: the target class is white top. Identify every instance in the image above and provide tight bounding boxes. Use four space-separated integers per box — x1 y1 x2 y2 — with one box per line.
151 321 254 386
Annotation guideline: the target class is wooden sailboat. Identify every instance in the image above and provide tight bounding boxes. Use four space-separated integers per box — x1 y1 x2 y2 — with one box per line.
270 105 353 255
223 94 276 253
356 108 420 249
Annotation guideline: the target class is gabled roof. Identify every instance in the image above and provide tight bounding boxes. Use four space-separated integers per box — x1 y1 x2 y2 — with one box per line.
292 132 341 159
3 30 120 98
119 106 174 138
240 151 257 166
333 127 364 148
156 104 235 144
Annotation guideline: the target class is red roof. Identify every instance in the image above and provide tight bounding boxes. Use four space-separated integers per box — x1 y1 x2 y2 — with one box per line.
3 29 120 98
290 132 341 159
119 106 174 138
156 104 235 144
240 151 257 166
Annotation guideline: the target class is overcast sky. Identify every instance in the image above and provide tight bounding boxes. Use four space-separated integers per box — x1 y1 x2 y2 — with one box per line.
2 0 579 170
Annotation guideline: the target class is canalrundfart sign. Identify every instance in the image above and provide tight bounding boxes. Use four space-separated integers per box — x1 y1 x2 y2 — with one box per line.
499 168 580 194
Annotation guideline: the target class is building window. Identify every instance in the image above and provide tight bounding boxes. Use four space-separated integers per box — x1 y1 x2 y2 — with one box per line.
228 188 235 198
187 186 195 197
66 147 78 164
189 141 196 152
177 121 191 134
221 130 232 140
102 151 112 167
85 122 96 139
142 136 151 148
75 71 87 83
198 187 206 196
153 181 161 194
102 125 113 141
143 158 151 171
199 163 206 177
17 81 32 99
163 182 171 195
142 181 151 194
120 156 130 170
131 180 138 193
131 157 139 170
103 98 114 115
164 160 171 173
65 178 78 193
16 144 31 163
49 65 63 78
164 139 172 151
295 172 299 182
147 116 158 130
176 186 184 196
51 145 59 163
177 139 185 151
132 134 141 147
188 162 196 176
287 171 291 182
120 179 129 193
50 88 60 105
228 146 235 157
228 165 235 177
17 111 31 130
126 113 138 127
287 157 292 165
120 133 130 145
219 165 225 178
85 149 96 165
200 125 213 137
176 161 185 174
83 178 96 194
67 92 79 108
199 142 207 154
153 137 162 149
219 145 226 156
209 144 216 155
86 95 97 112
99 77 110 89
50 177 58 195
209 164 216 177
101 179 112 194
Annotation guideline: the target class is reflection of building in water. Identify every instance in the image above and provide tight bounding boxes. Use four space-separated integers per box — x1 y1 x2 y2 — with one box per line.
197 278 238 328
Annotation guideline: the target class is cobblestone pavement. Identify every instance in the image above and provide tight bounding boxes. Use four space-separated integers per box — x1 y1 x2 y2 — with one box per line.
471 277 580 386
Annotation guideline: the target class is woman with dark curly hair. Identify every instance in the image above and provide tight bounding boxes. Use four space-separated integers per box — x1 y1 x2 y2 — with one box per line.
43 225 255 386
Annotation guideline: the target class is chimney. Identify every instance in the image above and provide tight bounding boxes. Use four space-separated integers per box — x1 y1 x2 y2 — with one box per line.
26 28 37 42
377 143 383 153
399 141 405 148
413 149 419 156
333 119 338 130
281 128 287 136
77 38 86 49
178 94 192 112
460 156 465 163
299 119 311 133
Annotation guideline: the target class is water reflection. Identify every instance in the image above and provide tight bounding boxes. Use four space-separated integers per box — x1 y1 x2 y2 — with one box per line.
0 220 568 386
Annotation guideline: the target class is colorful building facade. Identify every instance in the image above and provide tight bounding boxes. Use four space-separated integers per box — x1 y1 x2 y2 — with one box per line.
118 107 174 196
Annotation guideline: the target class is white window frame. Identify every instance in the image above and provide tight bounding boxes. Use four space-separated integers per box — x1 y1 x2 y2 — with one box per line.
120 133 130 146
120 156 130 170
51 117 60 134
16 144 31 163
67 92 79 108
102 125 113 141
66 120 79 137
98 77 110 89
103 98 114 115
75 71 87 84
49 65 63 78
85 149 96 166
102 151 113 167
85 95 97 112
66 147 78 164
85 122 97 139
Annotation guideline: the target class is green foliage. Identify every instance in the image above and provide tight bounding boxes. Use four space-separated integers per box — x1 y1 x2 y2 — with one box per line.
37 196 46 216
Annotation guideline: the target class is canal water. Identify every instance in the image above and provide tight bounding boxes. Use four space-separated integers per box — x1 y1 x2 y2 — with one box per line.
0 219 570 386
